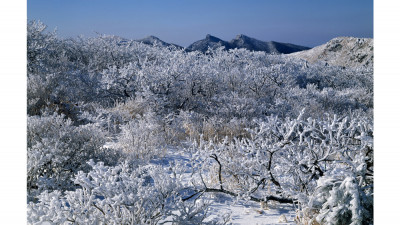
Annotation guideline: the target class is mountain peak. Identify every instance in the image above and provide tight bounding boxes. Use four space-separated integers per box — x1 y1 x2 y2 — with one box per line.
186 34 231 53
235 34 249 39
145 35 160 40
205 34 222 42
136 36 183 49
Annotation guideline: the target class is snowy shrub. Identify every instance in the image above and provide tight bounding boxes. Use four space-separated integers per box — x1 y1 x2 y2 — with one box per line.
27 20 77 116
166 111 251 144
208 92 262 119
304 130 373 225
201 116 251 142
185 110 373 223
27 73 58 116
111 89 166 120
306 174 373 225
116 111 166 162
27 20 59 75
27 113 117 199
28 161 220 225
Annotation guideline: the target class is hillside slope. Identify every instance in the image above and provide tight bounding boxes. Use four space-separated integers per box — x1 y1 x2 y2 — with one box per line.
186 34 233 52
136 36 183 49
289 37 373 68
230 34 309 54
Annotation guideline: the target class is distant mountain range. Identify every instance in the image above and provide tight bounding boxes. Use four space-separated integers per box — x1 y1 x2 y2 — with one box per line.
288 37 373 68
133 35 373 67
186 34 310 54
135 34 310 54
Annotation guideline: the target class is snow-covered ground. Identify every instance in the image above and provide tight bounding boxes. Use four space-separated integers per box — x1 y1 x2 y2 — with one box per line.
206 197 296 225
152 147 297 225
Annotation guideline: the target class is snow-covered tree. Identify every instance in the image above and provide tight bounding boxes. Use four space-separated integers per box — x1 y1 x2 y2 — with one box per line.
28 161 223 224
27 113 119 199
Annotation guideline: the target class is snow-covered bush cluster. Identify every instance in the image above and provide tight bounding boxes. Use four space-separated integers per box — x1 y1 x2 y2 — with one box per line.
187 110 373 225
28 161 217 224
27 113 120 200
27 20 373 224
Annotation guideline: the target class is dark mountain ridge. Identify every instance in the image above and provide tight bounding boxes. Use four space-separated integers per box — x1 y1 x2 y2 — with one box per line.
136 35 183 49
131 34 310 54
186 34 310 54
184 34 233 53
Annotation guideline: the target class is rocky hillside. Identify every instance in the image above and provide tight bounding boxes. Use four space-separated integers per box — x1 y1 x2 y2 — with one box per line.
185 34 233 52
230 34 309 54
289 37 373 68
136 36 183 49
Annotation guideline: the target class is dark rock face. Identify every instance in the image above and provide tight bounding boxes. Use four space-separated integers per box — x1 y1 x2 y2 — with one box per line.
269 41 311 54
185 34 233 53
229 34 277 52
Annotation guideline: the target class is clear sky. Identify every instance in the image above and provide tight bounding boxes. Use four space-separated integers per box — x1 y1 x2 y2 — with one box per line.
28 0 373 47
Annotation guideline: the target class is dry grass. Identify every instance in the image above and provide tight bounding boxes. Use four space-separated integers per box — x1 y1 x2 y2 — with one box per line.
294 208 320 225
110 98 147 120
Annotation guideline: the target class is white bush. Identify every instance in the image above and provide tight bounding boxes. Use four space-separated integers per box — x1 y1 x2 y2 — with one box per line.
28 161 219 225
116 111 166 162
307 174 373 225
185 111 373 223
27 113 117 199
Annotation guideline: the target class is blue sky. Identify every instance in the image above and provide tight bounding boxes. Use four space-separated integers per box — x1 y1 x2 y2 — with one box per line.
28 0 373 47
